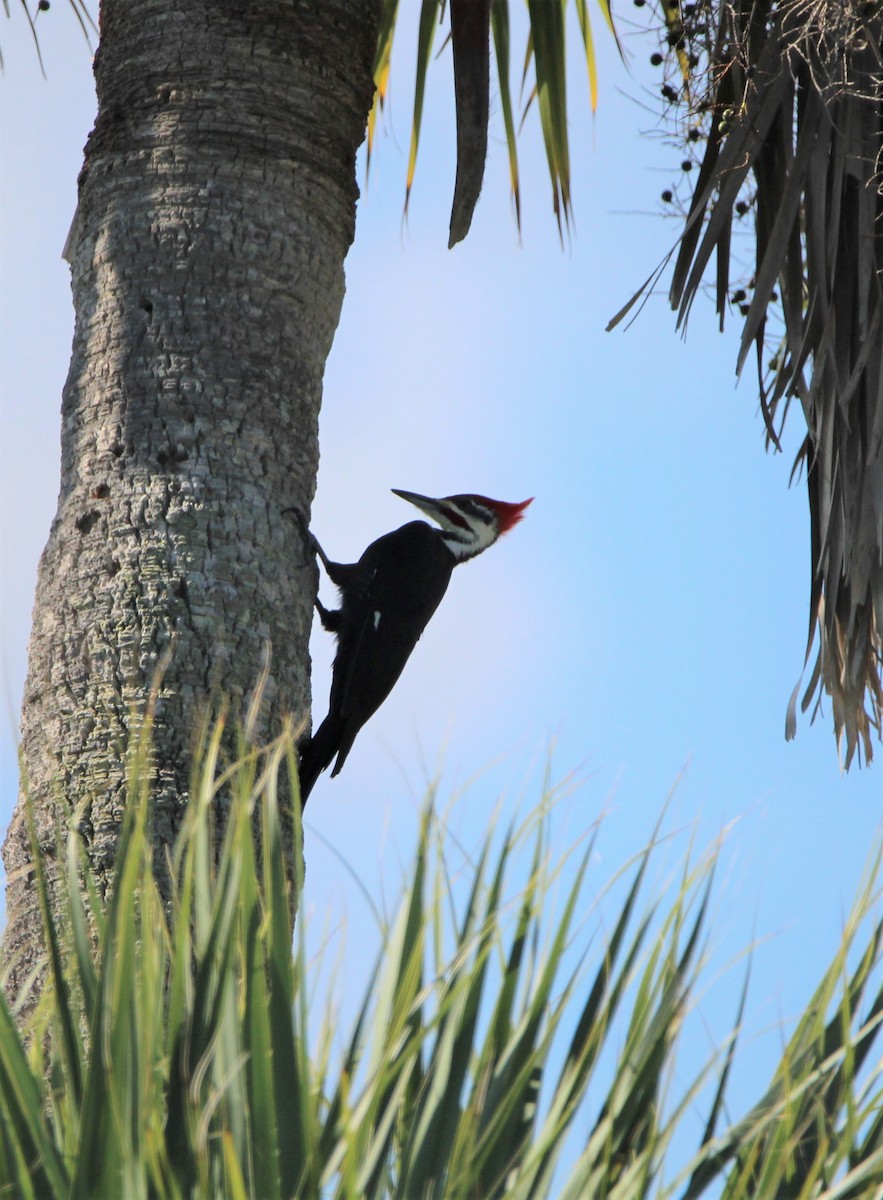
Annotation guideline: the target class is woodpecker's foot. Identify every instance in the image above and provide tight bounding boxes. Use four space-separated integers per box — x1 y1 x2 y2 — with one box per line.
282 506 347 583
306 533 335 575
282 506 321 568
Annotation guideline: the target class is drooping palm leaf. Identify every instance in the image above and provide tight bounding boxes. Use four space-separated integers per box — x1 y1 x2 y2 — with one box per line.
373 0 615 243
615 0 883 766
404 0 444 223
526 0 573 239
366 0 401 180
448 0 492 247
491 0 523 232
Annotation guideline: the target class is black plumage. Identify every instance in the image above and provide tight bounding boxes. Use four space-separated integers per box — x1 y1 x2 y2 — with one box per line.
295 488 531 804
299 521 457 800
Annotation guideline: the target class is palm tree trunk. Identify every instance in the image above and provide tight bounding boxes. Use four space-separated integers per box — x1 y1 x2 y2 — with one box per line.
2 0 379 1003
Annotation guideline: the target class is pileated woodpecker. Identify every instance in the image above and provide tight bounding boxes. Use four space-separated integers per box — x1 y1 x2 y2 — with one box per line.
297 489 532 803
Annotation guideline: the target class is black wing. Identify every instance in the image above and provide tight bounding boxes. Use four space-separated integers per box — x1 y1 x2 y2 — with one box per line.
328 522 455 773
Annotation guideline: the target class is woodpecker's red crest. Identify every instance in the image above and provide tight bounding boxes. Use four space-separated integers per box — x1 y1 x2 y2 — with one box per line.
392 489 533 560
456 494 534 533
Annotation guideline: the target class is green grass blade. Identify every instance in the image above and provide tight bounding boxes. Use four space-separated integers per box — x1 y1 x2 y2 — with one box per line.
366 0 400 178
0 993 68 1198
262 740 304 1196
239 810 282 1200
405 0 444 217
23 797 83 1111
64 817 97 1028
525 0 571 236
490 0 521 233
69 767 151 1197
399 832 501 1191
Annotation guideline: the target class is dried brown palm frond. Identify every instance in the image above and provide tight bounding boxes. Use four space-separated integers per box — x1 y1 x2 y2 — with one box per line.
622 0 883 766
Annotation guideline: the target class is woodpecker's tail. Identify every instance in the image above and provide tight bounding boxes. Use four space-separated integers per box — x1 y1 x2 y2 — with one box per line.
298 713 344 805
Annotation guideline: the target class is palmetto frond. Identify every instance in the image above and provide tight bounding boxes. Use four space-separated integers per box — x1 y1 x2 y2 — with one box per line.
368 0 615 246
684 1 882 766
618 0 883 766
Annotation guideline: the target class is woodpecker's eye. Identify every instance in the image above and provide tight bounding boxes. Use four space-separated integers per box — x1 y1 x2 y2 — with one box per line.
448 496 487 520
438 504 470 529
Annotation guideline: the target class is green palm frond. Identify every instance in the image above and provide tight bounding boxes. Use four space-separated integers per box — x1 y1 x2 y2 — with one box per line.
366 0 401 181
491 1 522 231
372 0 616 243
523 0 615 237
3 722 883 1197
681 842 883 1199
525 0 571 239
404 0 444 222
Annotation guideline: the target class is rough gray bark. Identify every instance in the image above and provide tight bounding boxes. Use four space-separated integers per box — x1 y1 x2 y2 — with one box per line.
3 0 379 1004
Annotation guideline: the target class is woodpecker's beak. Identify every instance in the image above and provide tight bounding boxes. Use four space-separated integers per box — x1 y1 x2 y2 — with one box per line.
391 488 448 523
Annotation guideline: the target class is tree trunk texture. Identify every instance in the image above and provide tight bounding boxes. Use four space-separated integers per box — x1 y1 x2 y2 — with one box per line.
3 0 379 1003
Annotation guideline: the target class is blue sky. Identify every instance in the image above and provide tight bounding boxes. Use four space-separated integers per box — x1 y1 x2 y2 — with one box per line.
2 0 881 1145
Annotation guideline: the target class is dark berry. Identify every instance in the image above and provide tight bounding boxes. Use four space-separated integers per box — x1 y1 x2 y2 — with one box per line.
650 52 664 66
681 160 693 171
661 189 674 203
